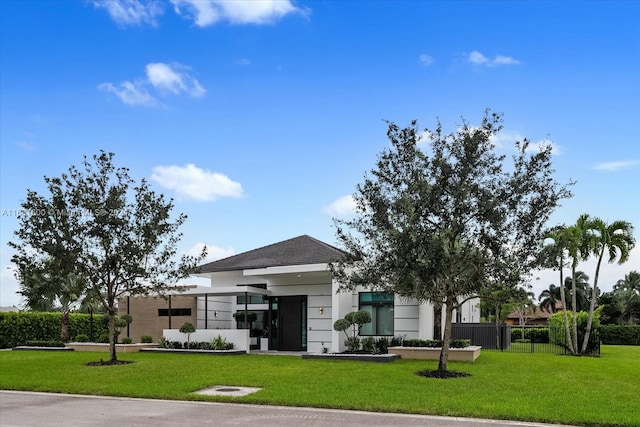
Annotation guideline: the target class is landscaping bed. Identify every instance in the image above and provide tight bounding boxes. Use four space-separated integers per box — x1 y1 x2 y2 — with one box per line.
389 346 482 361
140 348 244 355
66 343 158 353
302 352 399 362
12 346 74 352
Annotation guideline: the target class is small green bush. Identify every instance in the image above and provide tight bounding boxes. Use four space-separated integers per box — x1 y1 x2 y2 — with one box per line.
97 333 110 343
401 338 470 348
211 335 234 350
141 335 153 343
374 337 390 354
75 334 89 342
361 336 375 353
121 337 133 344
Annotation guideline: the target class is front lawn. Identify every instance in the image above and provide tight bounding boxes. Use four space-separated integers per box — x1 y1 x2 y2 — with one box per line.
1 345 638 426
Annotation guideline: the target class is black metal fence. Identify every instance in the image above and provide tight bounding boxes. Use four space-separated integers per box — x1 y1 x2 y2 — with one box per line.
451 323 600 356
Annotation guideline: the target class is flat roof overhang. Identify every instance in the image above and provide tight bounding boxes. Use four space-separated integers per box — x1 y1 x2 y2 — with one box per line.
171 285 272 297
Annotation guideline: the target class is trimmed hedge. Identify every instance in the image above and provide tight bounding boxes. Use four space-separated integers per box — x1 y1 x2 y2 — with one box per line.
0 312 109 348
401 338 471 348
510 327 550 343
600 325 640 345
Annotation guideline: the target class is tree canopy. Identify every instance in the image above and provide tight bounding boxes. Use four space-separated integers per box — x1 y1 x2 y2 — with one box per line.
9 151 204 362
331 111 573 372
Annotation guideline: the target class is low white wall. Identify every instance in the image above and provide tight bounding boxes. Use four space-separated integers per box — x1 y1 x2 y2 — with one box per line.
163 329 250 353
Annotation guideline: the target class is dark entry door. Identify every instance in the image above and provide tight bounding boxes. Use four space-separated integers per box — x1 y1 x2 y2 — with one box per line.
277 296 307 351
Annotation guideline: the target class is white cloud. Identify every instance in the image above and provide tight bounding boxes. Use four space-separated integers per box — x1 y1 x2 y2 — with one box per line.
489 132 561 155
468 50 520 67
99 62 205 106
16 141 35 151
0 264 21 308
92 0 163 27
419 54 434 66
186 242 235 264
593 160 640 172
524 139 562 155
235 58 251 66
170 0 306 26
150 164 243 201
324 194 357 217
98 81 159 106
146 62 206 97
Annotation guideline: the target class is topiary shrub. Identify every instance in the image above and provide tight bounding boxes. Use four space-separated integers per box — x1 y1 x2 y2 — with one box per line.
333 310 372 352
179 322 196 348
141 335 153 343
121 337 133 344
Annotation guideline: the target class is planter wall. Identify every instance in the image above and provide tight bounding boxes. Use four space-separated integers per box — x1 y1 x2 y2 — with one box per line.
389 346 481 361
65 343 158 353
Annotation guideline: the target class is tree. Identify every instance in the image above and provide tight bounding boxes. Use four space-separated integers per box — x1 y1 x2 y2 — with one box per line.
179 322 196 349
581 218 635 353
16 257 87 342
331 111 573 372
538 283 560 314
9 151 204 362
614 271 640 296
333 310 372 352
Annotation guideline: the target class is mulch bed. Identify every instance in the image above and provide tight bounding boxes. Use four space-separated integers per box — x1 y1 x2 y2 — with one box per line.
415 369 471 379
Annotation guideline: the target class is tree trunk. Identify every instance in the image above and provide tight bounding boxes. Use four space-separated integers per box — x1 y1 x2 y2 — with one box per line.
558 261 574 354
437 297 455 372
571 266 579 355
581 248 603 354
433 304 442 340
494 306 500 350
60 310 70 342
108 309 117 362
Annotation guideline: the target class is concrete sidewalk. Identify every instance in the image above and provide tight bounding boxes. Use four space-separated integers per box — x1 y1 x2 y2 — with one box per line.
0 390 575 427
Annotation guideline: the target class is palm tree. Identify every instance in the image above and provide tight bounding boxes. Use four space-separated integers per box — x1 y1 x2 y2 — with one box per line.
564 271 591 312
543 226 575 354
562 214 597 354
614 271 640 296
538 283 560 313
581 219 635 354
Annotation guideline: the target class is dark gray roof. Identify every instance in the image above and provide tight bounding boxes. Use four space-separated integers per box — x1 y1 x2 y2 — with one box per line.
197 235 348 273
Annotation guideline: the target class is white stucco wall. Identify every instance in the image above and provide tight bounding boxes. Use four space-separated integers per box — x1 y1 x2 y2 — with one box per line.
163 328 250 352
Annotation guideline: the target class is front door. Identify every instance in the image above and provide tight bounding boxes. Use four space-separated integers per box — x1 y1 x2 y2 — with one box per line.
270 296 307 351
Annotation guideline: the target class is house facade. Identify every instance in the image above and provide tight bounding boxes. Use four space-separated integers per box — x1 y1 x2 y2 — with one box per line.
121 235 480 352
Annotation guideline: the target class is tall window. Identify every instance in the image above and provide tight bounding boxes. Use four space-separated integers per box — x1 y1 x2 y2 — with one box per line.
359 292 394 336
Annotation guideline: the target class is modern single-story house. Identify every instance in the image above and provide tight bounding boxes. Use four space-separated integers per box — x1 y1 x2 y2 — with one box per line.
120 235 480 352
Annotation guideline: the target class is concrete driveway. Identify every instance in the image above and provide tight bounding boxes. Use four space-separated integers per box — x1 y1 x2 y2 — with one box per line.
0 391 574 427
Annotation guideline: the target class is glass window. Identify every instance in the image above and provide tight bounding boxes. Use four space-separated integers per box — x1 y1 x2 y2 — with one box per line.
359 292 394 336
236 284 268 304
158 308 192 316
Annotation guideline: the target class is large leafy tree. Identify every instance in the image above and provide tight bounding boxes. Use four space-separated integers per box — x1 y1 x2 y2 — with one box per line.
9 151 204 362
331 111 573 373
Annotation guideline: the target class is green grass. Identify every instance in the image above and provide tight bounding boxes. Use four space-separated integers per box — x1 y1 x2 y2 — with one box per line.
1 346 639 426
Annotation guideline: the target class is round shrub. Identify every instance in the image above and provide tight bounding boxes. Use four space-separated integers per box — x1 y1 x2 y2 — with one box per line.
121 337 133 344
140 335 153 343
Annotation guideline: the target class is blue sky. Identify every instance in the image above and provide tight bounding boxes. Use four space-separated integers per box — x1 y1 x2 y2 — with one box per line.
1 0 639 307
